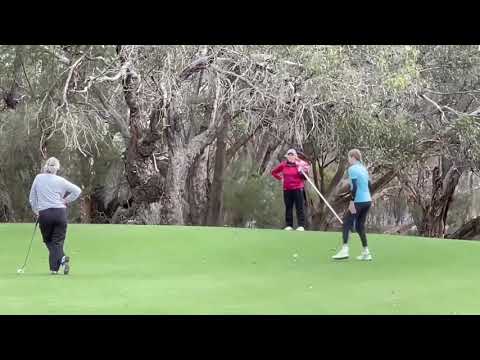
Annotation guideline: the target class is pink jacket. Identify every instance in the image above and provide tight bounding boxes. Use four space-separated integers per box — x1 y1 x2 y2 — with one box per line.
271 160 311 190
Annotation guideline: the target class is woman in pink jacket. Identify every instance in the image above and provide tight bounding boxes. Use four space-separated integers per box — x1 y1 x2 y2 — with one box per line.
271 149 310 231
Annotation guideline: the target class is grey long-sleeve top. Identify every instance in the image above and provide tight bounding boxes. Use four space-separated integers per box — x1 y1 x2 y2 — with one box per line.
29 173 82 215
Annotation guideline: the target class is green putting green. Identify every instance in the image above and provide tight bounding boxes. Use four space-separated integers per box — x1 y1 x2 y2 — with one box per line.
0 223 479 314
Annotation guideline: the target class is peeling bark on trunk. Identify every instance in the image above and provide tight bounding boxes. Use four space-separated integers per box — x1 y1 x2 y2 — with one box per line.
187 147 210 225
160 147 190 224
417 166 462 238
399 157 463 239
447 216 480 240
160 111 221 224
79 195 92 224
118 47 166 224
0 176 15 222
79 194 105 224
206 117 228 226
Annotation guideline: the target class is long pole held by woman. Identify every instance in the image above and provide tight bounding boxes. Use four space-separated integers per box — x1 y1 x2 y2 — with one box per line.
332 149 373 261
29 157 82 275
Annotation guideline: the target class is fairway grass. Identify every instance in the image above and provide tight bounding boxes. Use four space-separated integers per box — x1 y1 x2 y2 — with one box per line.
0 223 479 315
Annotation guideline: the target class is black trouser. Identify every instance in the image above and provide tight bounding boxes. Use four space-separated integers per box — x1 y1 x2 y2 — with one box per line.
342 201 371 247
39 208 68 271
283 189 306 228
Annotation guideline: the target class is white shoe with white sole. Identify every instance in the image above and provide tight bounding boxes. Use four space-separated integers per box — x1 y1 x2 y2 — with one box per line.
284 226 293 230
356 252 373 261
296 226 305 231
332 246 349 260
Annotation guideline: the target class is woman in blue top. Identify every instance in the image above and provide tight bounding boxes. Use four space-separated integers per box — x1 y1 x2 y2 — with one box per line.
333 149 373 261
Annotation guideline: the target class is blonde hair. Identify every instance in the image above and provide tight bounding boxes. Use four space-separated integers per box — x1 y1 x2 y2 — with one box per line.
43 157 60 174
348 149 362 162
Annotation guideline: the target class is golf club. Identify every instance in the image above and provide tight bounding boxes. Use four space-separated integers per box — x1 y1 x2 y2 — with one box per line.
17 219 39 274
300 169 343 225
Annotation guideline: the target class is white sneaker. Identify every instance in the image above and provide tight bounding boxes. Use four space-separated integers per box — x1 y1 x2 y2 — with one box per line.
332 247 349 260
284 226 293 231
357 252 373 261
296 226 305 231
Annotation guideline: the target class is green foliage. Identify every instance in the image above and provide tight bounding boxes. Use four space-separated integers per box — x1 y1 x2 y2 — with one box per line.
451 116 480 166
224 159 284 228
0 109 43 221
364 114 419 166
379 46 422 93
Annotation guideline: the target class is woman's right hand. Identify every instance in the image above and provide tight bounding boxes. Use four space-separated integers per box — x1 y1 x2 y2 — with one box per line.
348 201 357 214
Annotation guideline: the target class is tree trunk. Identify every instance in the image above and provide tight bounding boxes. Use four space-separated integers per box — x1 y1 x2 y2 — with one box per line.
253 131 283 175
79 195 92 224
186 147 210 225
160 114 222 225
447 216 480 240
0 176 15 222
262 142 285 176
206 118 228 226
124 129 165 224
118 47 167 224
160 148 189 224
116 46 228 224
417 166 462 238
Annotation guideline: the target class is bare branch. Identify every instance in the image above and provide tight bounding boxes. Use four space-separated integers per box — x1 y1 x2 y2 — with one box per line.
178 55 215 81
210 64 283 104
210 75 221 127
424 88 480 95
421 93 447 123
73 61 131 94
62 55 85 107
91 85 130 140
226 121 264 164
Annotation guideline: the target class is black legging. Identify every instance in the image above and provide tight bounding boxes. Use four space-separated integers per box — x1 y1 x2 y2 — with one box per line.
39 208 68 271
283 189 306 227
342 201 371 247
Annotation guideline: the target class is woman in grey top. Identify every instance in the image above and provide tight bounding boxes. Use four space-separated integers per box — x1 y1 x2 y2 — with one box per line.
29 157 82 275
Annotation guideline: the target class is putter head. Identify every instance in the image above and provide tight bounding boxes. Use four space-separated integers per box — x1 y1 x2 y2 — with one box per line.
17 268 24 274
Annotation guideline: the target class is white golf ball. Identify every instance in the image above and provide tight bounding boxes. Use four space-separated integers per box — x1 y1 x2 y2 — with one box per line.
17 269 24 274
293 253 298 258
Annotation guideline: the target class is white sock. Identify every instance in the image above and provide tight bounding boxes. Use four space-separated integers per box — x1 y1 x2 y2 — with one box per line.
342 244 349 251
363 247 369 254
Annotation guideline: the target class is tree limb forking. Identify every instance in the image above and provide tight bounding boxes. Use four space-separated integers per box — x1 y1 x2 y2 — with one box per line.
91 85 130 141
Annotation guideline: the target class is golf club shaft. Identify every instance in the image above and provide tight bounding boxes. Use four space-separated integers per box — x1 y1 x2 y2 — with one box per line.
20 219 39 270
301 170 343 225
